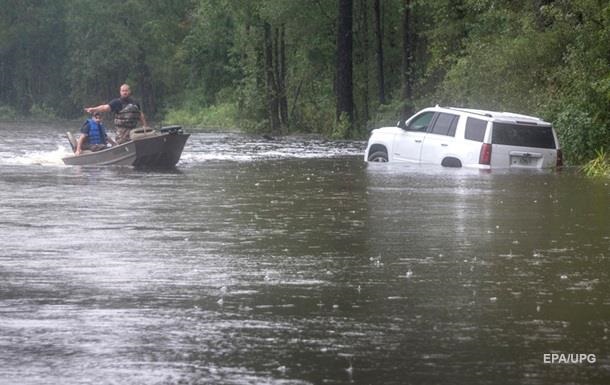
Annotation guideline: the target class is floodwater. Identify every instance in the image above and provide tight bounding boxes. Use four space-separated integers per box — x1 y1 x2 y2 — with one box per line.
0 121 609 385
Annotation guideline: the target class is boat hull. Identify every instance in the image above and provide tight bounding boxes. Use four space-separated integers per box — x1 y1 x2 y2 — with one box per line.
62 132 190 168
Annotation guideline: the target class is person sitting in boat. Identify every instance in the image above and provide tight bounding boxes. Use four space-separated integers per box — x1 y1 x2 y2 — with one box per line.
84 83 147 144
75 112 116 155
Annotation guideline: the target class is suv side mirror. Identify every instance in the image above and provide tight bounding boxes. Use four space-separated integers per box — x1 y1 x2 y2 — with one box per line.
397 120 407 129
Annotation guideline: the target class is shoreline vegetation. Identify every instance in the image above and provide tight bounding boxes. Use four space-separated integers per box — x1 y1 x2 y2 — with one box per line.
0 103 240 132
0 1 608 169
581 150 610 178
162 102 241 133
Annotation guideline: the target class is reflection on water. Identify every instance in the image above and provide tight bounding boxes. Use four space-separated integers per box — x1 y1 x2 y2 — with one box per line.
0 122 609 384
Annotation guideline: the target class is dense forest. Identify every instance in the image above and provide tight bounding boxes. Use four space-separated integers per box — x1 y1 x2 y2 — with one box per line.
0 0 609 164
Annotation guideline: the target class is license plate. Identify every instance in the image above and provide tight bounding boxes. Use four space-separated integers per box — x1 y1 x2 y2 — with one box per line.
511 156 532 166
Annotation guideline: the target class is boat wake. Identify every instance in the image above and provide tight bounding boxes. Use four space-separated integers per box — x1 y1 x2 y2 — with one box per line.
1 145 72 166
0 128 364 168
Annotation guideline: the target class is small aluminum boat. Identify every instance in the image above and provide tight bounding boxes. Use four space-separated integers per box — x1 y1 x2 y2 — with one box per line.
62 126 189 168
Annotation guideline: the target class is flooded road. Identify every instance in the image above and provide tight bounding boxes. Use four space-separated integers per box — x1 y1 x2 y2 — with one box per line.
1 122 609 384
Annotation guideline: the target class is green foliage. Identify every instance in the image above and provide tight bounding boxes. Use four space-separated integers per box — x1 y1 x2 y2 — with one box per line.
0 103 57 120
368 99 404 130
538 1 610 163
164 102 238 131
0 105 18 120
29 103 58 120
434 4 561 112
331 112 351 140
552 105 609 165
0 1 70 115
581 149 610 177
182 0 241 106
283 89 336 136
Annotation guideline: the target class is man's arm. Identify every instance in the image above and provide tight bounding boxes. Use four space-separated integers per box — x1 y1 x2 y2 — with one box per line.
84 104 111 114
140 111 148 127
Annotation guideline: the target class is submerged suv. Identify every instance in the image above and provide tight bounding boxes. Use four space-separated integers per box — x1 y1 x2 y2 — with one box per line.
365 106 562 169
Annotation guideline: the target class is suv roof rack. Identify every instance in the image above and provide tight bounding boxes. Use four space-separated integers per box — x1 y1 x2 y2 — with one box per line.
440 106 547 124
444 106 493 118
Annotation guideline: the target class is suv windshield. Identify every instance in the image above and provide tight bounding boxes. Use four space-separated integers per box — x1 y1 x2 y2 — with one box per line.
492 123 556 149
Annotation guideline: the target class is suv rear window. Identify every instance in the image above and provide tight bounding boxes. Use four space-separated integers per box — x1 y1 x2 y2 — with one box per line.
492 123 556 149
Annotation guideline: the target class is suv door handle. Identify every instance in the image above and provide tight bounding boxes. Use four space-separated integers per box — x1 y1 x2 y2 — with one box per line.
415 139 422 143
441 143 448 147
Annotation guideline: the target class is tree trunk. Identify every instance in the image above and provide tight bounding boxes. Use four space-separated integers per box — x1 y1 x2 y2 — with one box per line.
359 0 370 126
373 0 386 104
136 50 156 117
264 22 280 134
336 0 354 133
400 0 414 120
277 25 289 130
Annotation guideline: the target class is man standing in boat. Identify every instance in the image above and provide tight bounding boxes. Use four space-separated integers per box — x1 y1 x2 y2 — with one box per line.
84 83 148 144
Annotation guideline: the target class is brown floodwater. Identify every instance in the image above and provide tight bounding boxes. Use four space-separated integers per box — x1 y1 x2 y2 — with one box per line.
1 121 608 384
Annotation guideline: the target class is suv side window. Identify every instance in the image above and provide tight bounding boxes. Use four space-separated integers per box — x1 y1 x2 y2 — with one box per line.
407 112 434 132
465 117 487 142
430 113 459 136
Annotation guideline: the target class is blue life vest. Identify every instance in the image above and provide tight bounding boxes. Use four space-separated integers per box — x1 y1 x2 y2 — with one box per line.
86 118 106 145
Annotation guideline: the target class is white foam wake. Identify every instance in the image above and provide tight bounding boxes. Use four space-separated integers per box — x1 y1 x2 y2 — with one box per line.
1 145 72 166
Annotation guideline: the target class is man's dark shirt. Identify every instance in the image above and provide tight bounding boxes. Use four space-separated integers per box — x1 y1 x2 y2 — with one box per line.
109 97 141 113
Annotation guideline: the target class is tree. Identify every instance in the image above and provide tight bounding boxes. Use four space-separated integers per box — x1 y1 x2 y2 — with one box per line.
0 0 608 161
400 0 414 120
0 1 70 115
262 22 288 134
263 22 280 133
373 0 385 105
276 25 288 129
336 0 354 133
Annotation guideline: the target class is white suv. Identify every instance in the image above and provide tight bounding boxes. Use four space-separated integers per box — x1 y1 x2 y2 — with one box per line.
365 106 563 169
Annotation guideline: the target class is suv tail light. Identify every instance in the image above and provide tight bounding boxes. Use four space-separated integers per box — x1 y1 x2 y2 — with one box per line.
556 149 563 167
479 143 492 165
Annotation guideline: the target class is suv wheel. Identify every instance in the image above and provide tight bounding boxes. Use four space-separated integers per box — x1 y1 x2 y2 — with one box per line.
368 151 388 162
441 157 462 168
